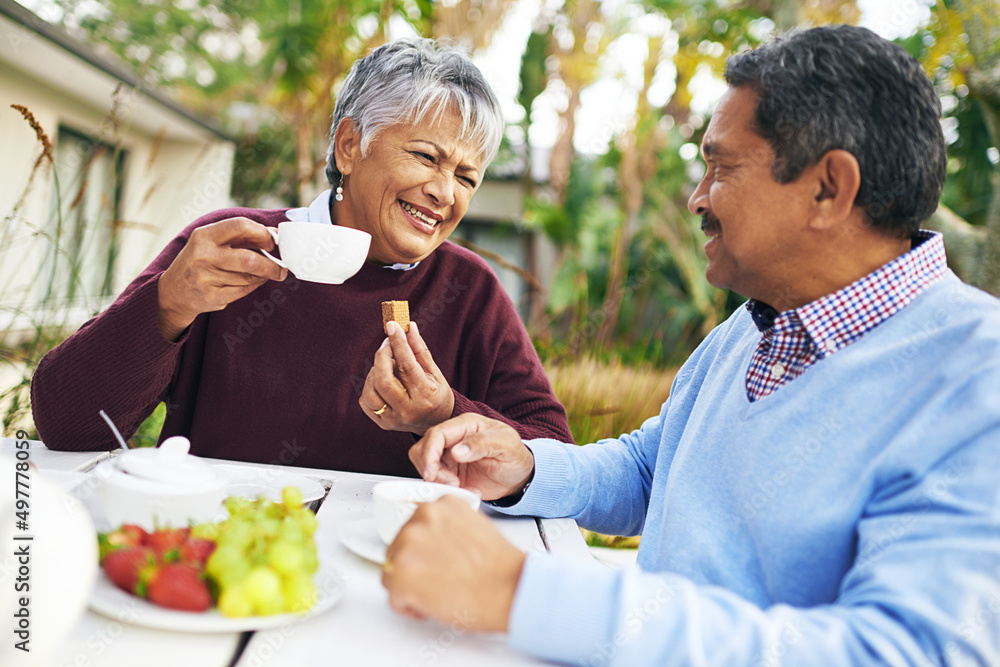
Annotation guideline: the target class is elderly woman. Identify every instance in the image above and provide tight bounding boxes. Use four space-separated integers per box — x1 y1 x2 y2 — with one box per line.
31 39 573 476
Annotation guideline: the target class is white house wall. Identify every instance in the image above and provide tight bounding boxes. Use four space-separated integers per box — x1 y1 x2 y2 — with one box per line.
114 135 235 290
0 59 234 332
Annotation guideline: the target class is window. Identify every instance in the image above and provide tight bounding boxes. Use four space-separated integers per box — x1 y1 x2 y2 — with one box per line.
40 126 125 306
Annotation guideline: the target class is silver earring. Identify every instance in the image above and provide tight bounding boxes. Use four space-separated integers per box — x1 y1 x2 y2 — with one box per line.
335 174 344 202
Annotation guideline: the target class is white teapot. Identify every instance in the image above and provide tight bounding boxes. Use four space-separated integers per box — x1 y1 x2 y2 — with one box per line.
0 467 97 667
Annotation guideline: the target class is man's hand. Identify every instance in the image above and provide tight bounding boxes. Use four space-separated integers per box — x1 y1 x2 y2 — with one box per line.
158 218 287 340
382 495 526 631
361 321 455 435
408 413 534 501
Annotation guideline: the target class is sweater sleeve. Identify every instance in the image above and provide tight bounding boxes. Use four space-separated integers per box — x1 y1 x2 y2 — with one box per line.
493 414 661 537
30 248 188 451
508 425 1000 666
29 209 257 450
490 346 694 535
450 387 573 444
447 264 574 444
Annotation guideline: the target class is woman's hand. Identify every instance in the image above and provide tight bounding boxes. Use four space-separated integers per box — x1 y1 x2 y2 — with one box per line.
361 321 455 435
158 218 287 340
382 495 526 631
408 413 534 501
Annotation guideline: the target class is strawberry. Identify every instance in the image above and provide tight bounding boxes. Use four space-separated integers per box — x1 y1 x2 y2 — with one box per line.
113 524 149 547
98 524 149 563
145 527 191 562
102 546 156 595
178 537 216 567
147 563 212 612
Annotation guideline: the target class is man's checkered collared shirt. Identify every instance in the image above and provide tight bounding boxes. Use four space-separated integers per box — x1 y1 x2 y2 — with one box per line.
745 231 949 402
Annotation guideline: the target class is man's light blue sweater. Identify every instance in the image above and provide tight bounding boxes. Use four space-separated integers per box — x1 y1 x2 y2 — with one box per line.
503 272 1000 666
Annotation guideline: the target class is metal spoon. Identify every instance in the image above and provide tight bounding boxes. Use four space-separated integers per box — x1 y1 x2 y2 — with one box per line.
99 410 132 450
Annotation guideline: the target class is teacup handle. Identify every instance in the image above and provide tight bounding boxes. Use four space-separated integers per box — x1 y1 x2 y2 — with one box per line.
259 227 286 269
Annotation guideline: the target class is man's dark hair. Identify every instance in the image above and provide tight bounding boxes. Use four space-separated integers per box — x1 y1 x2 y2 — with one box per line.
724 25 946 237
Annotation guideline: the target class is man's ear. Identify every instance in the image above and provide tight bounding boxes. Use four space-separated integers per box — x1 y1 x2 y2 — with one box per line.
332 118 361 176
807 149 861 230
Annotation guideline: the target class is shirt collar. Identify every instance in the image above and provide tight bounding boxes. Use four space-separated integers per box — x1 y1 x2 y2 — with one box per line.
285 189 420 272
746 230 949 353
749 300 780 332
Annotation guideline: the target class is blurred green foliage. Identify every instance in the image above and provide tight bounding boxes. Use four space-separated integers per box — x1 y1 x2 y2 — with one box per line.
131 402 167 448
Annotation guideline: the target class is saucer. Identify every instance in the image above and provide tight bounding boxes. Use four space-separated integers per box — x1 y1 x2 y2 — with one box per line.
339 518 387 564
213 464 326 503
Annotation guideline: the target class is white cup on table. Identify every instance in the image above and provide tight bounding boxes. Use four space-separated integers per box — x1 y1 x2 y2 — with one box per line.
372 480 481 544
260 221 371 284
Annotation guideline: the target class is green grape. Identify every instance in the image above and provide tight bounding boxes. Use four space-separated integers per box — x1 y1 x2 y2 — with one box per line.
301 545 319 575
268 540 304 575
214 560 251 590
217 522 252 550
225 496 253 516
279 517 304 543
282 485 304 509
190 522 221 541
282 573 317 613
298 509 319 537
207 545 241 574
256 594 286 616
218 584 254 618
258 518 281 540
244 566 282 607
204 493 321 616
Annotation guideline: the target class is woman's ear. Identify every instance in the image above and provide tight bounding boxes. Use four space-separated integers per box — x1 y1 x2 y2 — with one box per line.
808 149 861 230
332 118 361 176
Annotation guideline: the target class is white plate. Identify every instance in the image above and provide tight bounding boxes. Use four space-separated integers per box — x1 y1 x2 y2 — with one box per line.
213 464 326 503
89 555 344 633
339 518 387 564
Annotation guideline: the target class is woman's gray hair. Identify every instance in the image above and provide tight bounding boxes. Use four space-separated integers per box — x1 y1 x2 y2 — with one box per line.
325 38 504 186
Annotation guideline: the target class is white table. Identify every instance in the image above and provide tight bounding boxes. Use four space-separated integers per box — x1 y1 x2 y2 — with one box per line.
9 443 590 666
0 437 114 472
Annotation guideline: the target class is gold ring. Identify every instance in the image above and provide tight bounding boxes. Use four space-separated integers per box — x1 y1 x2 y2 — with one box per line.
373 404 388 416
382 559 394 575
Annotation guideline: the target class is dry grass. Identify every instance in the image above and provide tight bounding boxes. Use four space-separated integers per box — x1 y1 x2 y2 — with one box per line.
8 104 54 218
10 103 53 163
545 356 677 549
546 356 676 448
1 101 123 433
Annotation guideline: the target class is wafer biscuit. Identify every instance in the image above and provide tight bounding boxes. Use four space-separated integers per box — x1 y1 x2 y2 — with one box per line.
382 300 410 334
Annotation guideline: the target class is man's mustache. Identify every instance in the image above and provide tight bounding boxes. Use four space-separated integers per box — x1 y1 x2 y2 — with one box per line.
701 213 721 235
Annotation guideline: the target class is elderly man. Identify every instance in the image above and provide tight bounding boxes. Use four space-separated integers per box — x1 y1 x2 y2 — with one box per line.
383 24 1000 666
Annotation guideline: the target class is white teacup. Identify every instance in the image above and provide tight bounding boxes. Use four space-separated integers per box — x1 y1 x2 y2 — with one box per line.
261 221 371 284
372 480 481 544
